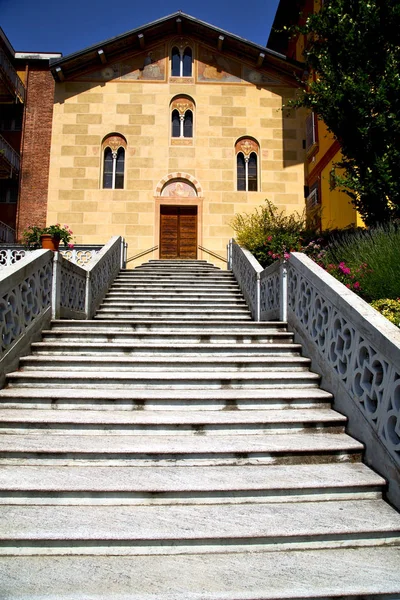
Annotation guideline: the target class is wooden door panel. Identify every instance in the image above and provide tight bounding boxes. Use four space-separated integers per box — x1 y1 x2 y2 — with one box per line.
160 206 197 259
160 212 178 259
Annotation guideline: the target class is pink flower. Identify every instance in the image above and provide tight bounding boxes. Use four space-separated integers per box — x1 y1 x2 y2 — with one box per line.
338 262 351 275
267 235 273 242
284 252 290 260
67 243 74 249
353 281 360 290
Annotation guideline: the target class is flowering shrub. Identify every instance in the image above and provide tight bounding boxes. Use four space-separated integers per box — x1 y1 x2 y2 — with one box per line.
231 200 315 267
371 299 400 328
323 261 371 294
22 224 74 249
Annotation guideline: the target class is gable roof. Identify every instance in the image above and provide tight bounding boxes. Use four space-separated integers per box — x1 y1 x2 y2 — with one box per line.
50 12 303 82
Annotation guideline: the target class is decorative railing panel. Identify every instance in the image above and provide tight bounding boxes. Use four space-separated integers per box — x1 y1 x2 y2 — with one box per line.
0 251 52 355
0 245 103 268
53 253 87 319
229 241 400 507
85 236 123 318
287 253 400 469
0 250 53 382
60 246 103 267
0 247 26 267
230 239 262 320
260 261 280 321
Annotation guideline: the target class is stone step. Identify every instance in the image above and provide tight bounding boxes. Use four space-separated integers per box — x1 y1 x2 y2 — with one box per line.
110 284 242 291
0 499 398 556
48 319 289 332
2 547 400 597
101 298 248 306
106 291 244 298
0 408 346 435
31 341 302 357
0 387 333 410
18 355 312 373
40 331 295 345
5 370 321 390
0 432 363 465
0 463 383 505
94 311 252 320
126 268 224 275
114 273 236 281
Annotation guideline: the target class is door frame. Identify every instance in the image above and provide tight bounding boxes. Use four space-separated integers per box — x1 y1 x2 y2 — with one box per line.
155 196 203 259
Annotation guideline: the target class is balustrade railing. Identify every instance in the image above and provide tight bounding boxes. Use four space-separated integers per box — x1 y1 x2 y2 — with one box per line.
0 134 20 174
0 48 26 103
0 250 53 385
0 221 15 244
229 238 400 509
0 236 125 381
0 245 106 268
230 239 262 320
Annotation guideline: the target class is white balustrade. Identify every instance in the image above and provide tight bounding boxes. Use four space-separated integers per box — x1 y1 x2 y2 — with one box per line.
0 245 104 268
1 237 125 380
229 238 400 507
0 250 53 383
85 236 123 318
230 240 262 320
286 253 400 471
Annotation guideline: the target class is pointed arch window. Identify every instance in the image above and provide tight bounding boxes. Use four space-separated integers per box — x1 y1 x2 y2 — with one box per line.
102 134 126 189
235 138 259 192
171 97 195 139
171 45 192 77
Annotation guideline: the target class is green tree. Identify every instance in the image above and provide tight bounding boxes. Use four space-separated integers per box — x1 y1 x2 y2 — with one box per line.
288 0 400 225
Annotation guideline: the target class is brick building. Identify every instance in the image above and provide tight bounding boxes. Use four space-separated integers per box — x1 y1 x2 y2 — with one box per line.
0 27 61 241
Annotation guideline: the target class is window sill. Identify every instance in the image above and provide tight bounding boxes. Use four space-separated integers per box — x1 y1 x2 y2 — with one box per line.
170 138 193 146
169 77 194 84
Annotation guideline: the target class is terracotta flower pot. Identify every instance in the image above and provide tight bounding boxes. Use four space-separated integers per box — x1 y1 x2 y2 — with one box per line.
41 234 60 251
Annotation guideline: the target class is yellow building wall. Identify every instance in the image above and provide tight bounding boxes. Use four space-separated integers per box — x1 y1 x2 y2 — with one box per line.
47 39 306 266
319 149 358 230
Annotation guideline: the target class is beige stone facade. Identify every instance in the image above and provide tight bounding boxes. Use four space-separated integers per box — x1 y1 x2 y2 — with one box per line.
48 24 305 267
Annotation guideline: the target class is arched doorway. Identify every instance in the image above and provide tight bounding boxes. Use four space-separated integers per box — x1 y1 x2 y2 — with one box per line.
159 179 198 259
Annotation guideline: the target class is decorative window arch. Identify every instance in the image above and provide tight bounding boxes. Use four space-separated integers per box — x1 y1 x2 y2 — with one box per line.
235 138 259 192
170 96 195 139
102 133 127 189
171 42 193 77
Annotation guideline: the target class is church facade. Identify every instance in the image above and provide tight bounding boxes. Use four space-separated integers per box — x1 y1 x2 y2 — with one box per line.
11 13 307 266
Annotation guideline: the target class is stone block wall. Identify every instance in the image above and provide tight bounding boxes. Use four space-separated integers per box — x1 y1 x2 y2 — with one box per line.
46 40 306 263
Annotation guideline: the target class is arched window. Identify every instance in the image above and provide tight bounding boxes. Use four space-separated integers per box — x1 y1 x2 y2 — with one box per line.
170 97 195 139
235 138 259 192
102 134 126 189
171 45 192 77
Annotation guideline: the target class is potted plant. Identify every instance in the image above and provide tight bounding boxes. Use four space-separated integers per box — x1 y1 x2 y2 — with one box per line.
22 224 74 251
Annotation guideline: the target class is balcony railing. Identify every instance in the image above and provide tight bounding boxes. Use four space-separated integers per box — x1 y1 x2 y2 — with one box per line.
0 134 20 174
0 221 15 243
0 48 26 103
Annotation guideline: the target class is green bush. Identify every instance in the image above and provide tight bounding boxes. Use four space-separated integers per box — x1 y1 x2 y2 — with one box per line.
231 200 314 267
370 299 400 328
324 222 400 301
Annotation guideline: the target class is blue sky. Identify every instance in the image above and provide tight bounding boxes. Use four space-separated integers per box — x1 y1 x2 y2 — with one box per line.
1 0 280 56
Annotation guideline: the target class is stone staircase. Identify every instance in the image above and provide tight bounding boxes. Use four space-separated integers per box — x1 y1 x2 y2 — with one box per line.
0 259 399 598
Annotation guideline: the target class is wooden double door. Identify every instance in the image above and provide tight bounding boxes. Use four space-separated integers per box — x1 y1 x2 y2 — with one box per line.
159 205 197 259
